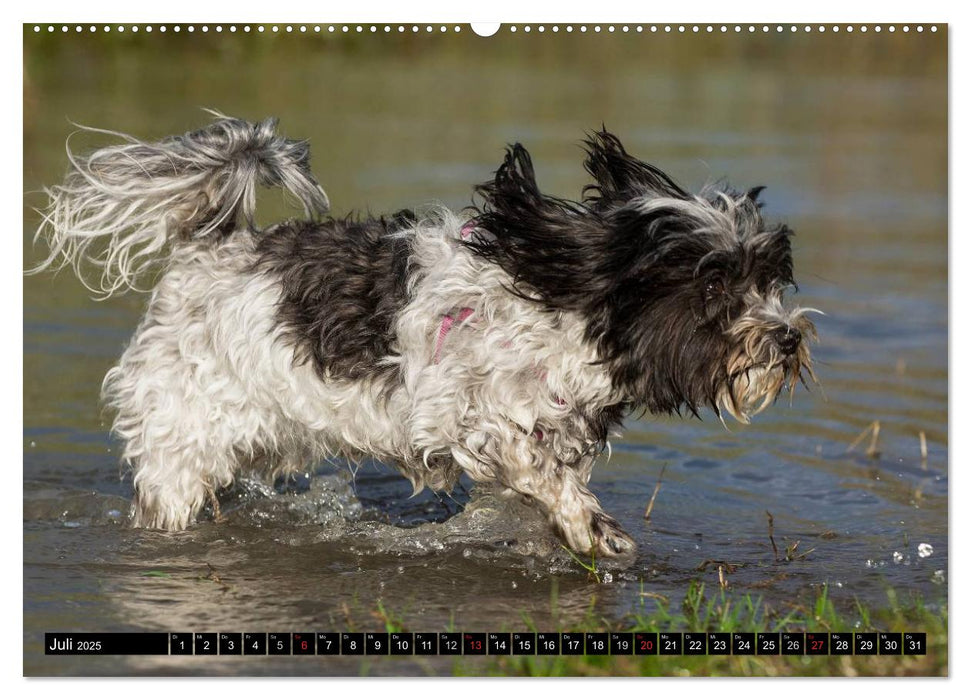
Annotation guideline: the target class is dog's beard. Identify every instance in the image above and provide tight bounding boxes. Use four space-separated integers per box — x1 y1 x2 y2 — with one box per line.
717 307 819 424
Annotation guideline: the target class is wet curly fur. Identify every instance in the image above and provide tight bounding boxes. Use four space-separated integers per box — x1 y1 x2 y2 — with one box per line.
31 114 818 557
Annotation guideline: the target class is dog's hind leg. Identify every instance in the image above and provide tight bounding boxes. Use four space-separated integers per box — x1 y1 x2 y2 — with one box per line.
106 355 242 530
102 273 248 530
128 447 234 529
107 373 247 530
456 420 636 557
110 379 246 530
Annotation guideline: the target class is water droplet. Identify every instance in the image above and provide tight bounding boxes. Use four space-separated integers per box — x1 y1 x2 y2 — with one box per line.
917 542 933 558
511 581 518 589
892 551 904 564
932 570 945 584
602 572 613 583
29 441 36 448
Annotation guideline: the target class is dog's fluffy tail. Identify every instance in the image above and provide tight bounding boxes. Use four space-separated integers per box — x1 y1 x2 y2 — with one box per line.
30 112 330 296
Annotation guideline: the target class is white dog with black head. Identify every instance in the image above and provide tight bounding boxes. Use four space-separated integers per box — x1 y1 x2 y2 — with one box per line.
32 114 817 557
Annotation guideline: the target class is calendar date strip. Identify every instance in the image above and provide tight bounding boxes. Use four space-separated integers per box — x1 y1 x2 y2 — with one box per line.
45 631 927 656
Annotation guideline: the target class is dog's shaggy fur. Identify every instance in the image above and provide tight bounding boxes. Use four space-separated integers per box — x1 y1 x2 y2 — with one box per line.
31 114 817 556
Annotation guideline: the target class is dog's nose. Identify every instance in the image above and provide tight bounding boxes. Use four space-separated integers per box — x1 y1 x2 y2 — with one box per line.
773 327 802 356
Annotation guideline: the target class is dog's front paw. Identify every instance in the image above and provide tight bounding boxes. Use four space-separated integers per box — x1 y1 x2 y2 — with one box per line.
590 512 636 557
556 511 636 558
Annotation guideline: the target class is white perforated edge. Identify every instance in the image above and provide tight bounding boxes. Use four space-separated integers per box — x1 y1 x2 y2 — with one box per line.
28 24 942 34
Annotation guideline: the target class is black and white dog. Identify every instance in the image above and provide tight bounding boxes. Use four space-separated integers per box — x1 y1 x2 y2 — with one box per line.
32 114 817 557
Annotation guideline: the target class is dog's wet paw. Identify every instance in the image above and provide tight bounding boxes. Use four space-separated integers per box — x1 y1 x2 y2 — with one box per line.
555 511 636 558
590 512 636 557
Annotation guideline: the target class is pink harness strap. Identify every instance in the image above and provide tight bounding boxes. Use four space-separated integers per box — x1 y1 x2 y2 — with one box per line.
436 221 565 432
430 224 478 364
433 307 475 364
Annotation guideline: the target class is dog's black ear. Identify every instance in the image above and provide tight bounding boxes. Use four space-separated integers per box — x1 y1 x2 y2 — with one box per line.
468 143 605 312
483 143 544 210
745 185 766 205
474 143 581 231
583 129 690 209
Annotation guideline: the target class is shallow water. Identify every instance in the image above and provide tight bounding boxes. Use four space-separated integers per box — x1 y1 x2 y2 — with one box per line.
23 28 947 675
